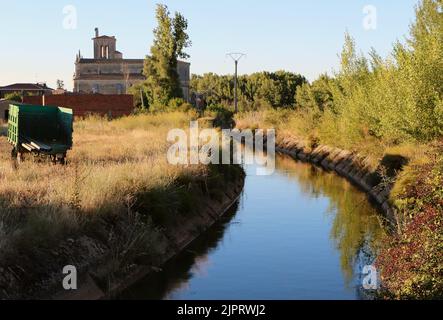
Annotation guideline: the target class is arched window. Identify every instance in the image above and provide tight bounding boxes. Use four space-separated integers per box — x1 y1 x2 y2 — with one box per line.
105 46 109 59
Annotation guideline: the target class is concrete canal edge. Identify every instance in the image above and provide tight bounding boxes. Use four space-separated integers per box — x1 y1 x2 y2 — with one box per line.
271 136 397 222
48 134 398 300
51 173 246 300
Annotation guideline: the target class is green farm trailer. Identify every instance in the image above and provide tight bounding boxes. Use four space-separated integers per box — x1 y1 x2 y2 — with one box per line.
7 103 73 164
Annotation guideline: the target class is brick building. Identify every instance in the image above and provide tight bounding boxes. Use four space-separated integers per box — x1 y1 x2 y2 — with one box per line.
74 28 191 100
23 94 134 118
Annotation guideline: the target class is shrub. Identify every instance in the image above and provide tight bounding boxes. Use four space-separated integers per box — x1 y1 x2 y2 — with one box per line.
4 92 22 103
205 105 235 128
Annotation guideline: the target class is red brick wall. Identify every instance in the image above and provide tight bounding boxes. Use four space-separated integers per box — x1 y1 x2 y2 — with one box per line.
23 94 134 118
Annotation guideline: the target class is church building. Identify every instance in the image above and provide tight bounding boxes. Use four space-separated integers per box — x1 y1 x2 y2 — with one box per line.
74 28 190 100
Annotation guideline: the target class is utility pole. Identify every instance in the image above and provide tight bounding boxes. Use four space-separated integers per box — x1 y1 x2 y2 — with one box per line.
227 53 246 113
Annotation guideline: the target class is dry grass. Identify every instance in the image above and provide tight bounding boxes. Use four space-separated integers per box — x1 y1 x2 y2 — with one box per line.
0 111 246 298
0 112 209 250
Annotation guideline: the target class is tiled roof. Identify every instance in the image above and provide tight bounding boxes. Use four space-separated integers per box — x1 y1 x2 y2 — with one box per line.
0 83 54 91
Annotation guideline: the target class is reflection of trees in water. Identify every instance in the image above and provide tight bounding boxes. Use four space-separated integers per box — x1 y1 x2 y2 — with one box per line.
119 202 240 300
275 155 385 286
122 155 385 299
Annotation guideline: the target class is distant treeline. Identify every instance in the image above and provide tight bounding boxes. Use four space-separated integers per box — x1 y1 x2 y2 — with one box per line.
191 71 307 109
193 0 442 144
296 0 442 144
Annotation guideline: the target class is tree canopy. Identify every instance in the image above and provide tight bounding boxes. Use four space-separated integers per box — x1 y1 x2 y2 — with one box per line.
291 0 443 145
191 71 307 111
142 4 191 108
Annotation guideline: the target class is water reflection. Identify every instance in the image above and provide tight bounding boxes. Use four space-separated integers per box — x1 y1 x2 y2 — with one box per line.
121 204 240 300
274 156 385 287
120 154 384 300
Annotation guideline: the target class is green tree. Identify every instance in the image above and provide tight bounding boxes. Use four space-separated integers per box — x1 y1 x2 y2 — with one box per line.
295 74 335 112
143 4 191 108
397 0 443 139
56 79 65 90
4 92 22 103
190 71 306 111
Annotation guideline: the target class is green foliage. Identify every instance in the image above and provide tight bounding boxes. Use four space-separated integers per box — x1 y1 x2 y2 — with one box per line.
191 71 307 111
205 104 235 128
291 0 443 148
295 74 335 116
157 98 194 113
142 4 191 108
236 0 443 299
3 92 22 103
128 82 149 111
145 98 194 114
56 80 65 90
167 98 186 110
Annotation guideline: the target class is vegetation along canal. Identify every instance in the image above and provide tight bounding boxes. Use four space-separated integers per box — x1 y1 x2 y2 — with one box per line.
120 152 384 300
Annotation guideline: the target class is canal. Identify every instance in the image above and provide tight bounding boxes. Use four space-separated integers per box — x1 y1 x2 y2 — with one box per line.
121 153 384 300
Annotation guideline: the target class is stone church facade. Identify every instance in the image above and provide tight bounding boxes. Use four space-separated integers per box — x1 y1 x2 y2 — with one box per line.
74 29 190 100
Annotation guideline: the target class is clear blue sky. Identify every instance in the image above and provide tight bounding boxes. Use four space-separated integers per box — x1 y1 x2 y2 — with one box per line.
0 0 419 90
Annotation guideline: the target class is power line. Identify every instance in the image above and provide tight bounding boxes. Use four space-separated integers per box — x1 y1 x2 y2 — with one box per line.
227 53 246 113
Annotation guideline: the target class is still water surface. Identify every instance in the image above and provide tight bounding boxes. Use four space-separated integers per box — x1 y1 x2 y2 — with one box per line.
121 154 384 300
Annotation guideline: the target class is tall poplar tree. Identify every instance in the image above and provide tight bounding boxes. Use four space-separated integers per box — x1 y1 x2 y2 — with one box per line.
143 4 191 107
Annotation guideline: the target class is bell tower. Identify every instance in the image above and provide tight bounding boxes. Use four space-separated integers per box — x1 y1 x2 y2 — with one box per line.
93 28 117 59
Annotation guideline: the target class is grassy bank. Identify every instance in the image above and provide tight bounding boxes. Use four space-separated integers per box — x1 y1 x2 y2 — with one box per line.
230 0 443 299
377 142 443 299
236 105 442 299
0 111 244 299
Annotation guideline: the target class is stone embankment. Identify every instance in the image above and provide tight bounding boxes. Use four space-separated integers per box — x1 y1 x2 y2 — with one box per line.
270 136 398 221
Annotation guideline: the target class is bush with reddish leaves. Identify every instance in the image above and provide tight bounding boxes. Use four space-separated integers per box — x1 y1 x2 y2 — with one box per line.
376 144 443 299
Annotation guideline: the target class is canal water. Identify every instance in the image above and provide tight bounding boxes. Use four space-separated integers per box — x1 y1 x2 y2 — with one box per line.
121 153 384 300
